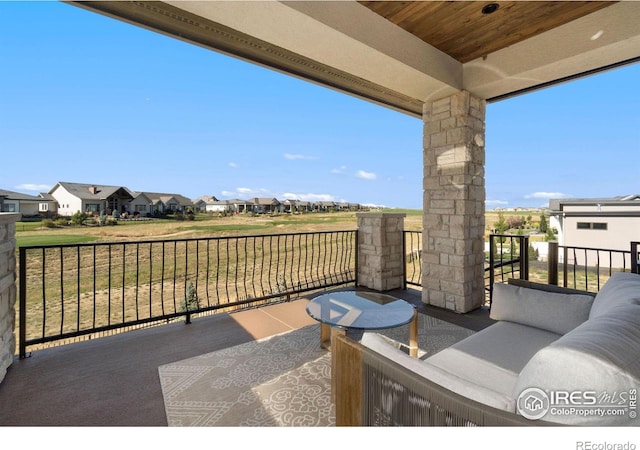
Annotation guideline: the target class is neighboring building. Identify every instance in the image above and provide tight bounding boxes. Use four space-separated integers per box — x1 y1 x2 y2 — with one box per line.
0 189 55 216
247 197 282 214
129 192 154 216
193 195 219 212
47 182 194 217
315 201 337 212
133 192 194 214
282 199 312 213
49 182 135 217
549 194 640 268
226 199 249 213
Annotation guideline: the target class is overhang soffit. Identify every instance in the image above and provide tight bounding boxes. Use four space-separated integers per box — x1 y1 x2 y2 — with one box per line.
166 0 463 101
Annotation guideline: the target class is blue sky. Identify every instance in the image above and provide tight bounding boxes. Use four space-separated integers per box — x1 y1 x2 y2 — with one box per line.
1 1 638 210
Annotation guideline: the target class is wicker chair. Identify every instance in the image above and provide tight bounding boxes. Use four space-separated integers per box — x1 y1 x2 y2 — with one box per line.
332 331 551 426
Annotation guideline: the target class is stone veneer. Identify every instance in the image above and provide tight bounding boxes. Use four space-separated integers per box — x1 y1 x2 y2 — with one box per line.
0 213 19 384
422 91 486 313
357 212 405 291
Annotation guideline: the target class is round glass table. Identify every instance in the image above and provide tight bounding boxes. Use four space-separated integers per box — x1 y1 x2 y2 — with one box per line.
306 290 418 357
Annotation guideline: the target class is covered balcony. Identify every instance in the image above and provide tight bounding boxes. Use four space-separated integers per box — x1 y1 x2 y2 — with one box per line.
1 0 639 437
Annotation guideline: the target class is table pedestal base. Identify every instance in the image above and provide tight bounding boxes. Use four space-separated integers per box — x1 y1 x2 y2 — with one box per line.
319 310 419 357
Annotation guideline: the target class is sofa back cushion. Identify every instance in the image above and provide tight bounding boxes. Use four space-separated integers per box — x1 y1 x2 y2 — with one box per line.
490 282 594 335
589 272 640 319
513 303 640 426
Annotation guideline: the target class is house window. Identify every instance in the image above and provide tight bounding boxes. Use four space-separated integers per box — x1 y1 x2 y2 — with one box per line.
577 222 608 230
86 204 99 213
135 205 147 212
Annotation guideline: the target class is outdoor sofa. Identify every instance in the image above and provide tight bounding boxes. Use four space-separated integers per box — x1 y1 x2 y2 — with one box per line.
332 272 640 426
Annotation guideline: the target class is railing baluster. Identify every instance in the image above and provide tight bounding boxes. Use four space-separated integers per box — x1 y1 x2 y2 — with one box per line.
93 246 97 329
59 247 64 336
242 237 249 300
224 238 230 302
215 239 220 304
135 243 140 321
149 242 153 317
160 241 166 316
76 246 81 332
121 244 126 322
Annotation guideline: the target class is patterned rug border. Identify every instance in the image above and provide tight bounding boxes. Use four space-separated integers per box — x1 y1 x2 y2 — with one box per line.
158 316 475 426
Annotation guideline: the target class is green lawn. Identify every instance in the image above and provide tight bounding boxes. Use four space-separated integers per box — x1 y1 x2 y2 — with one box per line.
17 234 101 247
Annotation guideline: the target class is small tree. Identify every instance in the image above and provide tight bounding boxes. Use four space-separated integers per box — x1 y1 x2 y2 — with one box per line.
539 214 548 233
493 212 508 234
545 227 557 242
71 210 86 226
506 215 524 229
183 282 199 311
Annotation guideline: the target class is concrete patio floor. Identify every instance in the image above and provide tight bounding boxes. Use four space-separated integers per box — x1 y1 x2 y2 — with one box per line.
0 287 493 426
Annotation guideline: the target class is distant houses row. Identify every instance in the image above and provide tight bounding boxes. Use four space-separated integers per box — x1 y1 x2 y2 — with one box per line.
0 182 365 217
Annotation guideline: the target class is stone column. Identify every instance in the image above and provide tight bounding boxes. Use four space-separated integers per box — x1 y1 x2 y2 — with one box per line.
0 213 20 384
422 91 485 313
357 212 405 291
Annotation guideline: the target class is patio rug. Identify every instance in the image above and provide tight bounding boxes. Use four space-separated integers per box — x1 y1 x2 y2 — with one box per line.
158 315 475 426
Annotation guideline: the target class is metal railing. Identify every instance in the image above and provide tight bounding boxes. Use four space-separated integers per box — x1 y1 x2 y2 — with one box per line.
547 241 637 292
403 230 422 288
485 234 529 305
403 232 530 306
18 230 357 358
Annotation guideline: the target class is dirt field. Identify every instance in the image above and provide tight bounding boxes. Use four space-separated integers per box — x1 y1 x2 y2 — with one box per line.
17 210 424 245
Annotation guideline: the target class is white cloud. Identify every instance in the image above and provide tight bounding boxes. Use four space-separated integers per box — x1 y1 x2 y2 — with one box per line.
228 162 238 168
221 187 272 198
282 192 335 202
524 192 568 199
331 166 347 174
356 170 377 180
14 183 51 192
486 199 509 206
283 153 318 161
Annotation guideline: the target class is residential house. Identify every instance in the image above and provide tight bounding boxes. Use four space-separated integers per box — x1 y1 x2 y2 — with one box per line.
248 197 282 214
282 199 312 213
315 201 337 212
193 195 219 212
142 192 194 214
48 182 135 217
0 189 55 217
129 192 154 217
549 195 640 268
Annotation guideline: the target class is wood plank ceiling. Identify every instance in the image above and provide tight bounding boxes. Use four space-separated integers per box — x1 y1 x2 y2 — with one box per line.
358 1 615 63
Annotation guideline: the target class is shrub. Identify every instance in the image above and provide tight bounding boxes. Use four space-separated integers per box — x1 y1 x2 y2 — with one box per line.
71 211 87 226
42 219 55 228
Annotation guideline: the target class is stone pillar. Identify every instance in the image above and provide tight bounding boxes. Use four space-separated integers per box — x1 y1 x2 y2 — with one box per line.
0 213 19 384
422 91 485 313
357 212 405 291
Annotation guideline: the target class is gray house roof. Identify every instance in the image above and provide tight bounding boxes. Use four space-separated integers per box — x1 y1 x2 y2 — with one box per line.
0 189 44 202
142 192 194 207
249 197 280 206
550 194 640 212
50 182 134 201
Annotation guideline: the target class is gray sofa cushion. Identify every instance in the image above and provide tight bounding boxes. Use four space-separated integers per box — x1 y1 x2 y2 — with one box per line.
427 321 561 397
490 282 594 335
514 303 640 425
360 332 517 412
589 272 640 319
